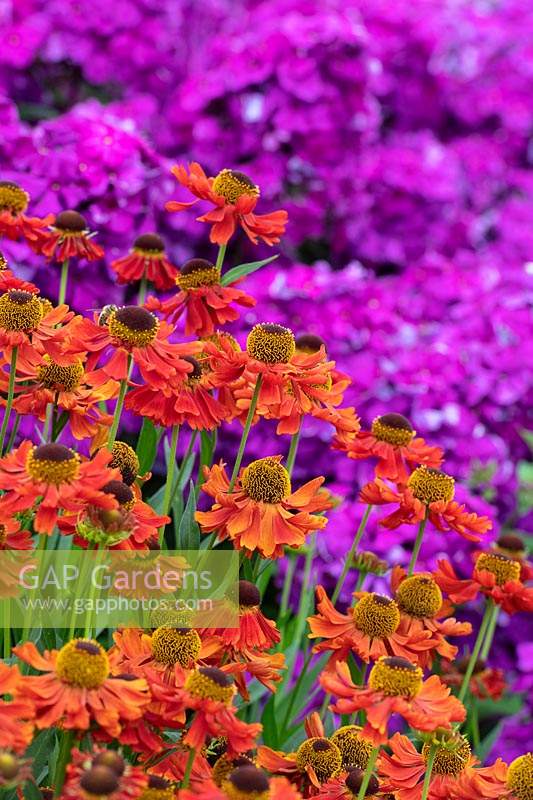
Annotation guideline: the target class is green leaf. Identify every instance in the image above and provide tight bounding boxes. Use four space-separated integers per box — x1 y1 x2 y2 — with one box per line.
178 481 201 549
136 419 160 474
24 728 56 789
220 255 278 286
261 694 279 748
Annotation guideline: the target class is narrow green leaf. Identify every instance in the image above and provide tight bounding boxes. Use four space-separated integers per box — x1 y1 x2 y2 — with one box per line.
220 255 278 286
136 418 160 473
178 481 201 549
261 694 279 748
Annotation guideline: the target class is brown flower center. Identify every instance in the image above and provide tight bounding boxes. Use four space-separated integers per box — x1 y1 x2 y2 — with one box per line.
185 666 234 703
295 333 326 355
295 738 342 783
134 232 165 253
224 766 270 799
102 480 135 511
372 413 414 446
345 768 379 796
238 580 261 609
80 766 119 796
54 210 87 233
107 306 159 347
177 258 221 290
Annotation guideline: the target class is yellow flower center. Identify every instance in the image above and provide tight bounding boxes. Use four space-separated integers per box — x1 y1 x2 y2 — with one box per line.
212 755 255 787
177 258 221 290
241 457 291 504
109 441 140 486
212 169 259 204
0 251 7 271
133 232 165 255
107 306 159 347
330 725 373 770
26 443 80 485
396 574 443 619
295 738 342 783
150 627 201 668
368 656 423 698
185 666 234 704
238 580 261 610
507 753 533 800
345 768 380 797
55 639 110 688
39 297 53 315
0 181 29 215
221 766 269 800
352 593 400 639
294 332 327 355
372 413 414 447
0 752 20 781
80 765 120 796
246 323 295 364
139 776 175 800
102 480 136 512
422 736 471 776
476 552 521 586
408 466 455 504
38 356 84 392
0 290 44 332
54 210 88 233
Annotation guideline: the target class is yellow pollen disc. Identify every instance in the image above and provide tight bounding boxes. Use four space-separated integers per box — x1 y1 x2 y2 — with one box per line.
110 441 139 486
212 169 260 204
0 182 29 215
150 627 201 668
476 552 521 586
38 298 54 315
507 753 533 800
0 291 44 332
352 593 400 638
212 755 255 787
371 413 414 447
38 357 84 391
396 574 443 619
107 306 159 347
368 656 423 698
177 259 221 291
246 323 295 364
241 457 291 503
0 752 20 781
422 736 471 776
138 786 175 800
185 667 235 704
26 444 80 485
408 466 455 504
55 639 110 688
0 252 7 271
295 738 342 783
330 725 373 770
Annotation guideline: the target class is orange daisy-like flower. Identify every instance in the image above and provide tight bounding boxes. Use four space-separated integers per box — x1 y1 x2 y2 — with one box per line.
204 580 280 653
0 662 34 753
360 467 492 543
317 769 386 799
63 747 148 800
320 657 465 745
390 567 472 669
166 163 288 246
180 766 304 800
40 210 104 262
441 657 506 701
196 456 331 559
494 533 533 582
0 518 33 550
0 180 54 250
111 233 178 290
433 555 533 615
379 732 505 800
13 638 150 736
456 752 533 800
0 441 120 534
308 585 436 669
0 288 73 360
335 412 443 484
146 257 256 337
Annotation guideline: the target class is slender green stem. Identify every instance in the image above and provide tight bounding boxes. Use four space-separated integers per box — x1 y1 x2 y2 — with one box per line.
420 743 437 800
279 553 297 618
470 698 480 750
354 570 368 592
291 533 316 662
58 258 69 306
285 427 301 477
458 599 494 703
137 271 148 306
282 649 313 730
407 512 428 575
228 373 262 492
0 346 18 456
53 729 75 796
357 746 380 800
181 747 196 789
215 244 227 272
159 425 180 544
480 603 499 660
5 412 20 452
3 604 10 660
331 505 372 604
42 402 55 443
107 358 132 449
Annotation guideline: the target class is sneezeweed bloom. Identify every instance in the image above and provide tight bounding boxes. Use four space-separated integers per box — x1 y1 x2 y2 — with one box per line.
166 163 288 245
492 753 533 800
111 233 178 291
13 639 150 736
494 534 533 582
203 580 280 653
308 586 436 668
0 288 73 358
40 211 104 261
329 725 374 771
0 180 53 250
0 441 120 534
109 441 140 486
335 413 443 484
180 765 305 800
196 456 331 558
0 518 33 550
63 747 148 800
361 467 492 542
317 768 384 799
259 736 343 789
441 657 506 701
0 662 34 753
146 257 255 337
320 656 466 745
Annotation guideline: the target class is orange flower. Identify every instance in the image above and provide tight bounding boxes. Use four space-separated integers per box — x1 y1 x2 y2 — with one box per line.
0 288 74 360
180 767 304 800
308 585 436 668
196 456 331 558
335 413 443 484
360 468 492 543
111 233 178 290
441 657 506 701
317 769 385 799
494 533 533 582
433 555 533 615
146 257 255 337
379 732 505 800
0 518 33 550
0 662 34 753
166 163 288 246
63 747 148 800
0 180 53 250
320 657 465 745
13 639 150 736
452 753 532 800
0 441 120 535
40 210 104 261
204 580 280 653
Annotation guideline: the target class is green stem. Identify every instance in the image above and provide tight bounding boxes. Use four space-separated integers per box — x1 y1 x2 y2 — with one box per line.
228 373 262 492
3 604 10 660
407 512 428 575
470 698 480 750
282 649 313 730
458 599 495 703
107 358 132 450
357 746 380 800
215 244 227 273
137 272 148 306
285 427 301 477
53 729 75 796
5 411 20 452
171 430 198 508
420 743 437 800
159 425 180 544
480 603 499 660
354 570 368 592
279 553 297 618
291 533 316 661
43 402 55 443
58 258 69 306
0 346 18 456
331 505 372 604
181 747 195 789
